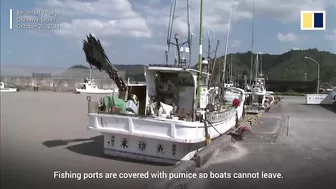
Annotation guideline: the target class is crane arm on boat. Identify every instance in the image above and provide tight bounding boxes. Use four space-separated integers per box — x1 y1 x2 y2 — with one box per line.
83 34 127 92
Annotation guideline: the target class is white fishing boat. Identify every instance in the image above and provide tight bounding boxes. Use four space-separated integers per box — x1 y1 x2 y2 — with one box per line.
246 53 275 112
208 85 246 120
76 77 118 94
223 87 246 119
0 82 18 93
87 62 244 164
83 0 245 164
218 6 246 119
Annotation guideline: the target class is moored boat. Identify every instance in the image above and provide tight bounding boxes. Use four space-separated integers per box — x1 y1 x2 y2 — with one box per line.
83 0 245 164
245 53 275 113
0 82 18 93
75 77 117 94
87 63 243 164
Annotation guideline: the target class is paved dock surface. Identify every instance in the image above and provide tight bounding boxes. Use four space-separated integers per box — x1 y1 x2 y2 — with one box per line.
191 96 336 189
1 92 172 189
2 93 335 189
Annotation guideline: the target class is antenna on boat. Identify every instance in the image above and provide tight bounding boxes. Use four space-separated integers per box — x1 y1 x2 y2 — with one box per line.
221 6 233 85
209 40 220 88
230 54 233 83
187 0 192 66
249 0 255 85
205 29 215 59
220 5 233 100
254 54 258 82
166 0 177 65
260 53 263 77
166 0 192 67
204 29 219 88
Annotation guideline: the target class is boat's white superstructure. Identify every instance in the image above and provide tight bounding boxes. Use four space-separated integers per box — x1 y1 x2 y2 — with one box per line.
224 82 234 88
251 76 267 107
76 78 117 94
0 82 18 93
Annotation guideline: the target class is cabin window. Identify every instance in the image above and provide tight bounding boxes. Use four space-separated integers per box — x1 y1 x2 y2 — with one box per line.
153 71 195 116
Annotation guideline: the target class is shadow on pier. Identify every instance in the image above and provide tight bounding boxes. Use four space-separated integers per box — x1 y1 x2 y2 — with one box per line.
42 135 171 166
319 104 336 114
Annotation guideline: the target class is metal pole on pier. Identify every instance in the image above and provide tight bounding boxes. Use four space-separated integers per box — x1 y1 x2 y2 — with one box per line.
305 56 320 94
197 0 203 107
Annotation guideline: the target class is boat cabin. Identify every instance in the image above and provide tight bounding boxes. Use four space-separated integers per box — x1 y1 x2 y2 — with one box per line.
143 64 210 119
0 82 4 89
252 78 266 92
98 60 212 122
77 78 98 89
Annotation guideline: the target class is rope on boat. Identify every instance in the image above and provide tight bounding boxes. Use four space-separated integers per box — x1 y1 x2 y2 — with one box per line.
203 119 223 136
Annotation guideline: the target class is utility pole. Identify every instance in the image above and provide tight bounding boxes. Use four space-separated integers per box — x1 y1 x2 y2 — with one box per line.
304 72 307 81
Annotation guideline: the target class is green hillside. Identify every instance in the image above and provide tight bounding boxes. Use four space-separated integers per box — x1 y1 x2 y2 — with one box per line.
209 48 336 85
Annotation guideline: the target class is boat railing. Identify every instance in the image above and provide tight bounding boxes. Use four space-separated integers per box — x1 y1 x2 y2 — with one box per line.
205 108 236 123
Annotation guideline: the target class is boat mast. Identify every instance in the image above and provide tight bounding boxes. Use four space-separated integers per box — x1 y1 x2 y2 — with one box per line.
166 0 177 65
197 0 203 107
254 54 259 82
89 67 92 79
230 54 233 82
221 6 233 86
221 5 233 89
209 40 220 88
249 0 255 84
260 53 263 77
166 0 191 66
187 0 192 66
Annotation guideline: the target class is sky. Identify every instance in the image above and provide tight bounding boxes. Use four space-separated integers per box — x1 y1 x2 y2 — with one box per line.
1 0 336 68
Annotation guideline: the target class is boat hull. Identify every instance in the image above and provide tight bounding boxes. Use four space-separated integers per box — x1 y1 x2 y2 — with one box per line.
88 108 237 164
0 88 18 93
101 133 203 164
76 88 116 94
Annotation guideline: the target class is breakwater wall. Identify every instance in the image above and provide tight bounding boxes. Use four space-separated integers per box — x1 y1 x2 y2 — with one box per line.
0 76 117 92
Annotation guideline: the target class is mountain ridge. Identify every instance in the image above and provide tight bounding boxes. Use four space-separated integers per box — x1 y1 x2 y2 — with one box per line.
72 48 336 85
